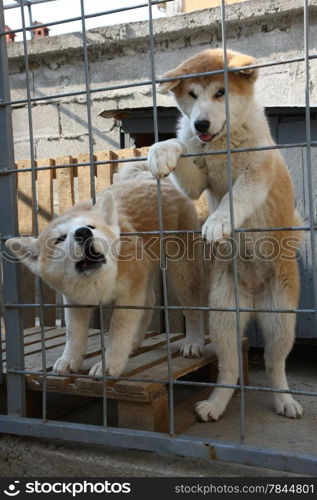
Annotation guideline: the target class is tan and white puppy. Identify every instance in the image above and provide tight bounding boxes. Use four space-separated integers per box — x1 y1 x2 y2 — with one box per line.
6 168 205 378
148 48 303 421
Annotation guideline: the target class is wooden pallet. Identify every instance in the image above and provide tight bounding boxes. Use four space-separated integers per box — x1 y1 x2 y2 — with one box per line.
1 327 249 433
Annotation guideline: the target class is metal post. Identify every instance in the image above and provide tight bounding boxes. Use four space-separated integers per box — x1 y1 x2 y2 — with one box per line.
0 0 25 416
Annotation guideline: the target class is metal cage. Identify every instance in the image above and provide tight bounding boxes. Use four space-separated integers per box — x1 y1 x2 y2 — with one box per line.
0 0 316 475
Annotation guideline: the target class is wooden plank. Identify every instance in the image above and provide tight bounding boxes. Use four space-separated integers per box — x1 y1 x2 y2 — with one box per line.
22 330 101 372
95 151 117 192
1 326 56 345
22 328 171 375
113 346 217 396
80 332 185 374
119 338 248 387
74 334 186 398
49 376 167 402
2 328 96 372
17 159 35 235
115 147 140 173
2 327 64 357
17 159 36 328
117 393 168 432
77 153 93 201
37 158 54 231
37 157 56 325
174 387 212 434
116 338 189 380
37 374 75 391
135 146 149 157
55 156 75 214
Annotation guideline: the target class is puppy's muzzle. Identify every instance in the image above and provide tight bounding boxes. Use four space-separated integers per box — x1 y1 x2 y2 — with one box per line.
194 120 210 133
74 226 106 273
75 226 93 245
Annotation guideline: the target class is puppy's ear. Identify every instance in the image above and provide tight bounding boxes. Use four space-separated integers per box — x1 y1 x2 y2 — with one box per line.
159 66 186 93
5 237 40 274
228 54 258 83
94 191 118 227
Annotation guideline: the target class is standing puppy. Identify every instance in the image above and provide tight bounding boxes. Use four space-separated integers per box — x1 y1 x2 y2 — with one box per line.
148 49 303 421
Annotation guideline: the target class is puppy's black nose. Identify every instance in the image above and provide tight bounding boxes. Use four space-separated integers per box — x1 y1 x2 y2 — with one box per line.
75 226 93 243
194 120 210 133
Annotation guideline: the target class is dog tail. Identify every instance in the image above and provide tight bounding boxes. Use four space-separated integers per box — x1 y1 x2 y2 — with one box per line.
118 161 152 182
292 209 305 248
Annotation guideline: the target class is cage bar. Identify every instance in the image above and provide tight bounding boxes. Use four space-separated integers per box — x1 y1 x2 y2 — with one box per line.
0 0 316 475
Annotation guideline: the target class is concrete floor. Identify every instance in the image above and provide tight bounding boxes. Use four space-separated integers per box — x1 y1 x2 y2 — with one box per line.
185 345 317 456
0 344 316 476
59 344 317 458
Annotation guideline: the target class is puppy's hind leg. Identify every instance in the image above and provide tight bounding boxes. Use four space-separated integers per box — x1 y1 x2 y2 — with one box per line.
256 267 303 418
167 236 206 358
196 269 251 422
131 280 156 351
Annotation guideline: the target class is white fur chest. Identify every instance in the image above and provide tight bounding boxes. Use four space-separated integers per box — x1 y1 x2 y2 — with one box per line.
61 267 118 306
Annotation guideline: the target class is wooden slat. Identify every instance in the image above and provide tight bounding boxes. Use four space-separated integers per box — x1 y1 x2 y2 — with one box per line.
77 153 93 201
21 329 100 372
75 334 187 396
113 345 217 396
55 156 75 214
95 150 117 192
37 158 54 231
79 332 185 374
117 338 187 379
115 147 140 172
2 328 97 372
135 146 149 157
37 157 56 325
2 327 63 356
1 326 55 345
174 387 212 434
17 159 36 328
17 159 35 235
117 393 168 432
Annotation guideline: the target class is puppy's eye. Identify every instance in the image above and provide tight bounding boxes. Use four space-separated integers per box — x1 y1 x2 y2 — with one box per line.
189 90 197 99
87 225 95 230
55 234 66 245
215 88 225 98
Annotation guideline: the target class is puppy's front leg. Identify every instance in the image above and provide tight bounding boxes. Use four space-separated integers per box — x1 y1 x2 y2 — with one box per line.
89 289 146 378
148 139 208 199
202 166 273 242
148 138 185 178
53 297 92 373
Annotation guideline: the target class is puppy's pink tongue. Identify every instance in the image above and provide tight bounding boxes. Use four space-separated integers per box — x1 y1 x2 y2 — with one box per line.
199 133 213 142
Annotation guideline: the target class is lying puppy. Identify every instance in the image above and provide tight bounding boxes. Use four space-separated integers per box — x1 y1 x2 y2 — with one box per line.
148 48 303 420
6 166 204 377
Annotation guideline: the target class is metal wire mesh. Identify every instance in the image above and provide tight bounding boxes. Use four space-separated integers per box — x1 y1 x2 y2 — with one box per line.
0 0 316 474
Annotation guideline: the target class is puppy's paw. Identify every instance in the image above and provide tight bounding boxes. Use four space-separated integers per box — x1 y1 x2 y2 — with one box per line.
53 354 83 374
89 361 103 378
195 399 224 422
180 340 205 358
202 213 232 243
274 396 303 419
148 139 183 178
89 356 125 379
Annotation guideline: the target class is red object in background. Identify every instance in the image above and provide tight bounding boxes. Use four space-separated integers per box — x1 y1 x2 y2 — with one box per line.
32 21 50 39
5 25 16 43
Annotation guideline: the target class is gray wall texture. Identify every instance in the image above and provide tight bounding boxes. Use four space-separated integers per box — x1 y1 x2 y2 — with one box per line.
7 0 317 160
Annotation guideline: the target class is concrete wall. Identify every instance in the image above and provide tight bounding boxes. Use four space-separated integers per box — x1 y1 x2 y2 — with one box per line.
7 0 317 161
